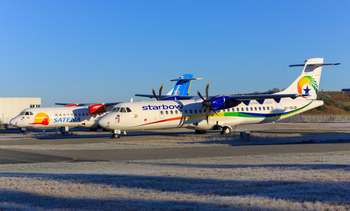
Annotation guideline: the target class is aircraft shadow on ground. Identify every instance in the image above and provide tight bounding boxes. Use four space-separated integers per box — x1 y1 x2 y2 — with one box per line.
1 168 349 209
180 131 350 146
129 162 350 171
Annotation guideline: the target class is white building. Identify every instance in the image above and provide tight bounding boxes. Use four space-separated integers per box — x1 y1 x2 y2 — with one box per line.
0 98 41 124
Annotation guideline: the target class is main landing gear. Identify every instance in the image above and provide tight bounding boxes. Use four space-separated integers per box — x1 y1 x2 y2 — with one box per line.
220 126 231 135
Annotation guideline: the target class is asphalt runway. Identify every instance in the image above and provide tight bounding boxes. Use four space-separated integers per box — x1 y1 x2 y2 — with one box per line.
1 135 350 164
0 148 76 164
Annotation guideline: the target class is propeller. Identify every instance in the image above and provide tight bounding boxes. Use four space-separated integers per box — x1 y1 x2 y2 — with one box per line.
152 84 164 101
197 82 219 124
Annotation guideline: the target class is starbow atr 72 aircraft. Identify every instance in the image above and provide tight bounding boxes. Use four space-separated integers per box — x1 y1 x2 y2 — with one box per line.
99 58 340 138
9 74 201 133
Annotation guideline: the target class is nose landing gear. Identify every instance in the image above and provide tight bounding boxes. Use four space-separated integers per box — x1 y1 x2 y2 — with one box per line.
111 130 121 139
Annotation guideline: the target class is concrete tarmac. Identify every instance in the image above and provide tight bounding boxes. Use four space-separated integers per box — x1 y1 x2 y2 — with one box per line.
1 135 350 164
0 148 75 164
24 142 350 162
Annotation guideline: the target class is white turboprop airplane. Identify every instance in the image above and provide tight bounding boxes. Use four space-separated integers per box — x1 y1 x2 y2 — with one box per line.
9 74 201 133
99 58 340 138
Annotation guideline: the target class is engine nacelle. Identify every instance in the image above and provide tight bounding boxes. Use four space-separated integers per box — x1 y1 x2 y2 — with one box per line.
89 103 107 114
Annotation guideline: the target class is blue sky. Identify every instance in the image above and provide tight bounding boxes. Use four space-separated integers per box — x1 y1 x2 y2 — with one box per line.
1 0 349 106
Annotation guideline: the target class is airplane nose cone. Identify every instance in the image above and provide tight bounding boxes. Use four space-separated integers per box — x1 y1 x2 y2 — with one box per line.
9 117 18 127
98 116 110 129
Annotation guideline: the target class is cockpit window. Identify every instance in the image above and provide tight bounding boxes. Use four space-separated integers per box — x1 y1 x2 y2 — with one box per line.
126 107 132 112
19 111 25 115
120 107 126 113
111 107 120 113
25 112 30 115
29 112 33 115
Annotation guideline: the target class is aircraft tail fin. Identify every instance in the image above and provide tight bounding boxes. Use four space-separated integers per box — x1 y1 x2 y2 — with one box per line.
277 58 340 100
166 74 203 96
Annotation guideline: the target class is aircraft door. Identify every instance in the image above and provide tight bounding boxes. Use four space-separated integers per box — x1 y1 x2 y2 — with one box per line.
272 100 283 120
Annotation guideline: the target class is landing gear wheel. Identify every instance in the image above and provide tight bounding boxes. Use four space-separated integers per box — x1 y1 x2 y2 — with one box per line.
195 130 206 134
20 128 27 134
111 134 120 139
220 127 231 135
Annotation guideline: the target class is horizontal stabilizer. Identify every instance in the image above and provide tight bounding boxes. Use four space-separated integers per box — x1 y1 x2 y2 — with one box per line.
289 63 341 67
170 77 203 82
342 89 350 91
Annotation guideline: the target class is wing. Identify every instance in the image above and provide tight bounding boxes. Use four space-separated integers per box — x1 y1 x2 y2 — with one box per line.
205 93 308 111
55 102 121 113
227 93 307 101
134 94 194 100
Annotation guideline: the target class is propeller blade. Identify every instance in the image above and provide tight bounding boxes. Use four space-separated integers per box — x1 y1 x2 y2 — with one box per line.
205 82 210 100
152 88 159 101
212 108 219 117
210 95 220 100
197 90 205 101
206 107 209 124
159 84 164 101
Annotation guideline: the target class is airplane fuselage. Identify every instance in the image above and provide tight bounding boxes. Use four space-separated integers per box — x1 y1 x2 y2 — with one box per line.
99 97 323 132
10 106 107 130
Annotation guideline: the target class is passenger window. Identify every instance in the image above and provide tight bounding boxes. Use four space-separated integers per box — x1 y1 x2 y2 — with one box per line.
250 107 253 111
55 114 58 116
78 113 81 116
194 109 197 114
126 107 132 112
267 107 270 110
189 110 192 114
59 114 62 116
120 107 126 113
160 111 163 115
170 110 173 115
86 113 89 116
63 114 66 116
263 107 265 110
175 110 178 114
255 107 257 111
259 107 261 111
232 108 234 112
165 111 168 115
185 110 188 114
241 108 244 111
199 110 202 113
246 107 248 111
